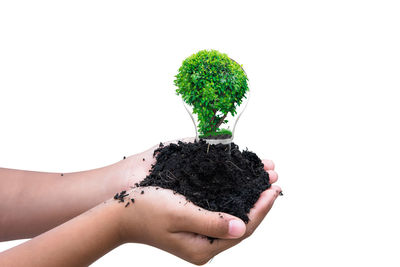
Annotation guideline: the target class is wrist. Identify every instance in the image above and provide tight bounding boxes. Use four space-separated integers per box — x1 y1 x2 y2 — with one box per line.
93 200 128 248
111 194 139 245
104 157 137 194
112 154 150 190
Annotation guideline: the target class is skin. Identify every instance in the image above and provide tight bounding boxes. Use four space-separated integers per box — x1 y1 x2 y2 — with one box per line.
0 139 281 266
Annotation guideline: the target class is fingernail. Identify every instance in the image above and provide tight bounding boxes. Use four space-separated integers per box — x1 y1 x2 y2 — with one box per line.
229 220 245 238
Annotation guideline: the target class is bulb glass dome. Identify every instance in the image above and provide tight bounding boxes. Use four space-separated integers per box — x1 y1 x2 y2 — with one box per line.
174 50 250 144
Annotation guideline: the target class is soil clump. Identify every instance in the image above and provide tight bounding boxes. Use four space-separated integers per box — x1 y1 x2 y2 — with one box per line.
139 140 271 222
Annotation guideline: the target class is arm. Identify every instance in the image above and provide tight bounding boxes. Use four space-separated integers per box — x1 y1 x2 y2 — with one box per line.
0 200 122 267
0 156 144 241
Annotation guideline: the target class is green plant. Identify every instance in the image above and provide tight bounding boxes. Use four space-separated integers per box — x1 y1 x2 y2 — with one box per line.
174 49 249 138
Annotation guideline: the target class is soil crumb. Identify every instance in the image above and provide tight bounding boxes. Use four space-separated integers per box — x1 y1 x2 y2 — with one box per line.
139 140 271 223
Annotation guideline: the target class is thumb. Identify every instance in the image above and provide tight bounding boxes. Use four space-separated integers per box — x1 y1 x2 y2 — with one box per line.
172 206 246 239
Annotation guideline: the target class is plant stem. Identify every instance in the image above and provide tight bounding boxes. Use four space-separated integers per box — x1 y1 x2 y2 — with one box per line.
210 108 217 124
214 113 228 131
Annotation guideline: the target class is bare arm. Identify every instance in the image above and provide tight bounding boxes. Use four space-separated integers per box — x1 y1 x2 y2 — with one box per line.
0 157 142 241
0 200 122 267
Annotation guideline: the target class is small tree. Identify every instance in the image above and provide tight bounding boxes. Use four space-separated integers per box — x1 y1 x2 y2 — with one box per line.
174 49 249 138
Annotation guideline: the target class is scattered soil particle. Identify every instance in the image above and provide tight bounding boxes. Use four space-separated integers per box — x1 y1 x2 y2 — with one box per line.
141 190 144 194
143 158 145 161
114 190 129 203
139 140 271 223
123 156 126 160
125 202 130 207
131 198 135 203
61 173 64 176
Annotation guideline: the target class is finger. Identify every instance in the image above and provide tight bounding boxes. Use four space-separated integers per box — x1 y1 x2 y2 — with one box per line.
248 185 281 225
171 205 246 239
262 159 275 170
142 137 196 159
162 137 195 146
179 137 196 143
167 231 223 265
267 170 278 184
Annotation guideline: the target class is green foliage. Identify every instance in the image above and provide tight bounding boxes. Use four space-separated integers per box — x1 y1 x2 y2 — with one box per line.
174 49 249 137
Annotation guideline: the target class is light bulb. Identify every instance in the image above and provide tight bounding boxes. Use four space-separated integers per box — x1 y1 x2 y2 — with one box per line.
182 86 249 144
175 50 250 145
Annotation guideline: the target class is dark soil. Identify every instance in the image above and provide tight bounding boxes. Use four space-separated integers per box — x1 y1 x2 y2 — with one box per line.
139 140 271 223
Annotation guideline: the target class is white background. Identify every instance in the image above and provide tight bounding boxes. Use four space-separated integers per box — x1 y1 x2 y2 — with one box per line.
1 0 399 266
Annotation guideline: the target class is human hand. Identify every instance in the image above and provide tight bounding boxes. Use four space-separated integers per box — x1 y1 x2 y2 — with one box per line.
0 144 279 267
117 138 195 189
114 159 280 265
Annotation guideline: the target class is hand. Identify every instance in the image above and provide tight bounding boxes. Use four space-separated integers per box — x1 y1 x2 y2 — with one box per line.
118 137 195 189
0 139 279 267
115 159 280 265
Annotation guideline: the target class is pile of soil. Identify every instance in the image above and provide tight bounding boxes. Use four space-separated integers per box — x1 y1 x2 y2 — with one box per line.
139 140 271 223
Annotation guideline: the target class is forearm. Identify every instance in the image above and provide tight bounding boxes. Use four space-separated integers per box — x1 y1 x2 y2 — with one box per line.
0 158 135 241
0 201 123 267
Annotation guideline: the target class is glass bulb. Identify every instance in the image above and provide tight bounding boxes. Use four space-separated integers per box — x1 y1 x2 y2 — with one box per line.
182 79 250 144
175 51 250 145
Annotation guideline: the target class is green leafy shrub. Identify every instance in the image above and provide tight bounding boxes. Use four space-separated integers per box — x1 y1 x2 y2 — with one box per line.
174 49 249 138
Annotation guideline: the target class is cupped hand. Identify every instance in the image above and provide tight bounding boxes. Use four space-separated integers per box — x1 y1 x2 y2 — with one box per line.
115 156 280 265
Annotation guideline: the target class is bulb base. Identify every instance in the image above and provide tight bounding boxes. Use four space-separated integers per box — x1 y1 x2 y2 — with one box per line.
197 137 233 145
